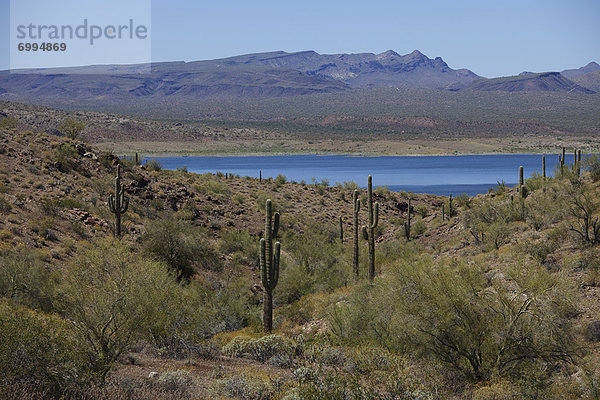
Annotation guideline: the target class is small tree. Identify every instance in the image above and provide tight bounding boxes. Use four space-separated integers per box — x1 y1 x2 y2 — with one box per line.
568 188 600 245
142 217 221 279
58 117 85 139
58 239 182 380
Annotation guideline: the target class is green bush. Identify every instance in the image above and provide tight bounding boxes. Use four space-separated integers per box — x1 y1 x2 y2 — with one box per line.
222 334 296 363
218 230 259 267
157 370 194 394
143 217 221 278
145 158 162 171
58 117 85 140
57 238 186 379
583 153 600 182
0 246 57 311
329 253 579 382
212 373 276 400
0 299 92 393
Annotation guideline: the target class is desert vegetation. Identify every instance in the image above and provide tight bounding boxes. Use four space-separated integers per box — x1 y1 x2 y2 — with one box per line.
1 116 600 399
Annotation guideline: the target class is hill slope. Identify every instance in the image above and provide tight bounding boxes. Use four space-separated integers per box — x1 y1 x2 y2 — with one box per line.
459 71 595 93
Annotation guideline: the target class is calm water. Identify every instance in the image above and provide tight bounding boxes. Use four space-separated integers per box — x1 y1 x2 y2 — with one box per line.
153 154 570 196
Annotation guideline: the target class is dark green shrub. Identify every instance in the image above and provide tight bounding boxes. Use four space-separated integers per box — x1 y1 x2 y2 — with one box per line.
143 217 221 278
57 238 186 380
583 153 600 182
329 253 579 382
0 247 57 311
58 117 85 140
145 158 162 171
0 299 93 393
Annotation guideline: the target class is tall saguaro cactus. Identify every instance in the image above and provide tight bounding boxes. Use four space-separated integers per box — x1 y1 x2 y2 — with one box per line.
404 197 412 241
542 155 546 180
559 147 566 176
361 175 379 282
339 216 344 243
576 149 582 178
108 165 129 237
448 193 454 218
519 166 528 199
260 199 280 333
352 189 361 279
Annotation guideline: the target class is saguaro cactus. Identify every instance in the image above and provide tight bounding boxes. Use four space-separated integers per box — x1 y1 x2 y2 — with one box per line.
404 197 412 241
260 199 280 333
361 175 379 282
542 155 546 180
352 189 360 279
339 216 344 243
442 203 445 221
259 170 262 182
108 165 129 237
519 166 528 199
576 149 582 178
448 193 454 218
559 147 566 176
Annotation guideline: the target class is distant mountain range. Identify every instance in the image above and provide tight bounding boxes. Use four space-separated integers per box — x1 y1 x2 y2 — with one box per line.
0 50 597 105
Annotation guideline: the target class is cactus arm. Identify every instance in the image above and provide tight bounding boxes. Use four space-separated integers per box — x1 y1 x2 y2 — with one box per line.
272 212 280 238
372 202 379 228
272 241 280 288
121 196 129 213
260 238 267 287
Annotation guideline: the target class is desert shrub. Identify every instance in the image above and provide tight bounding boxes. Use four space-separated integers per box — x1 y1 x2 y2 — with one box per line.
203 179 231 195
585 321 600 342
145 158 162 171
293 371 380 399
521 238 559 264
525 184 568 230
0 246 57 311
213 373 276 400
213 272 259 331
412 218 427 237
565 183 600 245
57 238 186 380
58 117 85 139
277 219 350 303
329 253 579 382
0 195 11 214
455 193 472 208
157 370 193 394
583 153 600 182
0 299 93 394
489 180 508 195
304 344 346 367
415 204 428 218
267 353 295 368
142 217 221 278
222 334 296 363
53 143 79 171
275 174 287 184
218 230 259 266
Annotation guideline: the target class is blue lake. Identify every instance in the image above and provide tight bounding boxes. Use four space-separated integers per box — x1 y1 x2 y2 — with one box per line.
153 154 571 196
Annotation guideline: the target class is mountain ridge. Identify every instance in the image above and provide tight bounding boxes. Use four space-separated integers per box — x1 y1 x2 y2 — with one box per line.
0 51 597 105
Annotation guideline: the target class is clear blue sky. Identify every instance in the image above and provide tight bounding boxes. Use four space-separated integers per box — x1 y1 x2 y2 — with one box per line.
1 0 598 77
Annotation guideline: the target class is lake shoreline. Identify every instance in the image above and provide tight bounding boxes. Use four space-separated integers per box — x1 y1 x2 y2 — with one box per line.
147 153 559 196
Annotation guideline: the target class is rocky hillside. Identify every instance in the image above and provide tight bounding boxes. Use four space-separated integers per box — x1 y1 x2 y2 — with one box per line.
3 116 600 399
